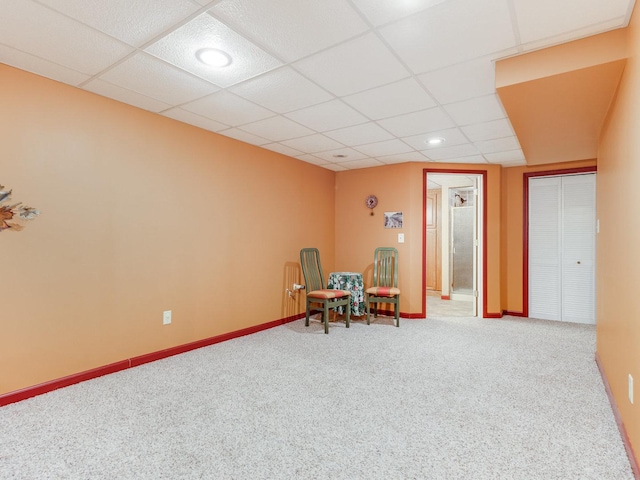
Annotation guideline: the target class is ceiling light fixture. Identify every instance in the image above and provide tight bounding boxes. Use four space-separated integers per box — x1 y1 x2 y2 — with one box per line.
196 48 232 67
426 137 445 146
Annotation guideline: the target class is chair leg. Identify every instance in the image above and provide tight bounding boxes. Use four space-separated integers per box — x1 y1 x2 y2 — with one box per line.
305 300 310 327
395 296 400 327
345 301 350 328
323 302 329 334
365 293 371 325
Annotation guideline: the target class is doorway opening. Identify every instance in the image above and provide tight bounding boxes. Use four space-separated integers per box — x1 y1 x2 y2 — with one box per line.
424 170 485 318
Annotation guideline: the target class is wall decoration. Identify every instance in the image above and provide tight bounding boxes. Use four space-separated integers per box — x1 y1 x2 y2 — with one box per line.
0 184 40 232
365 194 378 216
384 211 403 229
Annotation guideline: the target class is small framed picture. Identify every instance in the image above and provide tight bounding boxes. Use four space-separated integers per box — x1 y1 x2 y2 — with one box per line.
384 211 403 229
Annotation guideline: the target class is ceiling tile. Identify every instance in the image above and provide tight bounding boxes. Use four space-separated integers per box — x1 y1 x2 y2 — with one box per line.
261 143 303 157
324 122 394 147
285 100 368 132
36 0 201 47
0 44 91 86
82 79 172 112
494 159 527 167
379 0 516 73
161 108 229 132
333 158 386 170
98 53 219 105
424 154 487 164
181 91 274 126
420 143 480 161
295 154 331 166
461 118 515 142
402 127 469 150
343 78 436 120
519 17 626 53
210 0 369 62
218 128 271 146
377 108 456 138
443 94 506 126
230 67 332 113
280 134 345 153
350 0 449 27
240 116 314 142
513 0 632 44
353 139 413 157
475 136 521 154
0 1 134 75
378 152 431 164
293 33 410 97
484 149 526 164
312 148 370 162
145 12 282 88
418 56 497 104
321 163 349 172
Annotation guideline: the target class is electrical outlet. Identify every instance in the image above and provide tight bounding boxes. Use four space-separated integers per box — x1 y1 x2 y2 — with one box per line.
398 233 405 243
630 374 634 404
163 310 172 325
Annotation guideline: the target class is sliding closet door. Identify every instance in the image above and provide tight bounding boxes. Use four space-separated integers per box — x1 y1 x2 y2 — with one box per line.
528 173 596 324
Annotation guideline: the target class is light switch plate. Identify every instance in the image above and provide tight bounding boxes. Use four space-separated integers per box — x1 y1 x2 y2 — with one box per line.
398 233 404 243
163 310 172 325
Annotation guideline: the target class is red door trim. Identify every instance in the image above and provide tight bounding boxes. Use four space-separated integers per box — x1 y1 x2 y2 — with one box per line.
423 169 490 318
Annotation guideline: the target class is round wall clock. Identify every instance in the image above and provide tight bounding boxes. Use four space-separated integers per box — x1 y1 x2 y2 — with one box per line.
366 194 378 209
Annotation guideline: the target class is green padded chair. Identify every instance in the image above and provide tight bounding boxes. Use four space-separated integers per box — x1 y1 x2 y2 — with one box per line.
300 248 351 334
365 247 401 327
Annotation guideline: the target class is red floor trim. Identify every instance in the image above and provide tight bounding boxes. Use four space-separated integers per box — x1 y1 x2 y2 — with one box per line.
0 360 130 407
503 310 526 317
595 354 640 479
0 313 304 408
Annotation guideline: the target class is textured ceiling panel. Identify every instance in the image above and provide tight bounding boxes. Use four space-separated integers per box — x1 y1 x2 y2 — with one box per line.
210 0 369 62
229 67 333 113
293 33 410 97
35 0 201 47
379 0 517 74
145 12 282 87
0 1 133 75
0 0 634 170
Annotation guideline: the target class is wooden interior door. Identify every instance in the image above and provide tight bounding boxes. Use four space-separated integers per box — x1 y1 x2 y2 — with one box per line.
426 189 442 291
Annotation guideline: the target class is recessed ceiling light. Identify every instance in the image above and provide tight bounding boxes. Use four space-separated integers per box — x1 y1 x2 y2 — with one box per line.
426 137 445 146
196 48 232 67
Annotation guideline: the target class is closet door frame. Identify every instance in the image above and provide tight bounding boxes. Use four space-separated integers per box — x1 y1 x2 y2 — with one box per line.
522 166 597 318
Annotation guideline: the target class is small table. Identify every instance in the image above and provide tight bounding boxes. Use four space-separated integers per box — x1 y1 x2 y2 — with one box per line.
327 271 365 317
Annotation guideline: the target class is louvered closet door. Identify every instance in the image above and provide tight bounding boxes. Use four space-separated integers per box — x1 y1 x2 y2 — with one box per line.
561 174 596 324
528 174 596 324
529 177 562 321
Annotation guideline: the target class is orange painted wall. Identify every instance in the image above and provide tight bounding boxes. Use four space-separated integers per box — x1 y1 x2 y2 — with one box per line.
335 162 502 317
596 6 640 455
0 64 336 395
500 159 597 314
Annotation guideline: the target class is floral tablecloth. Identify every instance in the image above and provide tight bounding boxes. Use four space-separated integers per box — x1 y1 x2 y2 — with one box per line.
327 271 365 316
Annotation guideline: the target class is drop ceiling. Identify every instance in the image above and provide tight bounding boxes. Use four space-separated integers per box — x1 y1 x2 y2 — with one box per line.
0 0 635 171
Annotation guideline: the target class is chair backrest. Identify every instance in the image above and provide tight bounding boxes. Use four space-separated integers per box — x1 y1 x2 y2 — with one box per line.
300 248 326 292
372 247 398 288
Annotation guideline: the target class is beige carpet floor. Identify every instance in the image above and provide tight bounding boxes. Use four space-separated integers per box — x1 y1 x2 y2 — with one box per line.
0 315 634 479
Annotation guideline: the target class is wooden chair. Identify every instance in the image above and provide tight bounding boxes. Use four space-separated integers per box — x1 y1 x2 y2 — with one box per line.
365 247 401 327
300 248 351 334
